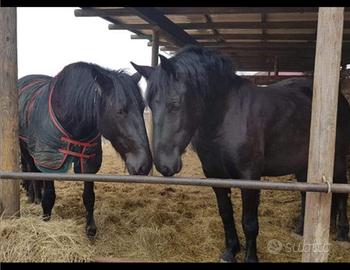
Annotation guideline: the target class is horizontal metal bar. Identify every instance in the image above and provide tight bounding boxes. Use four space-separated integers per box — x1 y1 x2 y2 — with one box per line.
1 171 350 194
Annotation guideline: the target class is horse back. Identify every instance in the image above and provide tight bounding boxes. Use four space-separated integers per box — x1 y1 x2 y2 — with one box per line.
260 77 350 175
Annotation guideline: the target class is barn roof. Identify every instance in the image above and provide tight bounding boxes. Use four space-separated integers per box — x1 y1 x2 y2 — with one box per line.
74 7 350 73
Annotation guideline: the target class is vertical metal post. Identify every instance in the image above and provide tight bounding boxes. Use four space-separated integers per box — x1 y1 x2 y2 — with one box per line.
0 7 20 218
302 7 345 262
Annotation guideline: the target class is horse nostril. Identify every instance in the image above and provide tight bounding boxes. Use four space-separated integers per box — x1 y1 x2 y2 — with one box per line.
135 163 151 175
161 165 175 177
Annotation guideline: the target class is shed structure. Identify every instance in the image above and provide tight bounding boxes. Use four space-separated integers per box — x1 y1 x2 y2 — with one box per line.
74 7 350 76
1 7 350 263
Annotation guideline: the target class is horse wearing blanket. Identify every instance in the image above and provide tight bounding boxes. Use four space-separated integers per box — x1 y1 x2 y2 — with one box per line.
18 62 152 236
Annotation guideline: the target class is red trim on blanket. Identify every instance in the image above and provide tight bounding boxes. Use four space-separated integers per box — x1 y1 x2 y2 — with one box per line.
19 136 28 141
58 149 97 159
60 137 98 147
18 79 46 97
27 86 45 123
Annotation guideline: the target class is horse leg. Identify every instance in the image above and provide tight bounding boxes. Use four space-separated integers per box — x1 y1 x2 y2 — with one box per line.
213 187 240 262
241 188 260 263
29 168 43 205
42 180 56 221
20 142 43 204
333 155 350 242
294 169 307 236
83 181 97 237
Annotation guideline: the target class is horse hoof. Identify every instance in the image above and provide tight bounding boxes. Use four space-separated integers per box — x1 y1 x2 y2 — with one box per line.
290 232 303 242
43 214 51 222
244 257 259 263
219 249 238 263
219 257 237 263
34 198 42 205
86 226 97 238
27 197 34 204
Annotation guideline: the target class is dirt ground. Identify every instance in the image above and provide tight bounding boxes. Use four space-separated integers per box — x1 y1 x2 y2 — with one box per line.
1 141 350 262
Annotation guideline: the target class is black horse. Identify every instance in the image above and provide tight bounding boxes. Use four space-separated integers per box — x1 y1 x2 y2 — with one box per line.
19 62 152 236
132 45 350 262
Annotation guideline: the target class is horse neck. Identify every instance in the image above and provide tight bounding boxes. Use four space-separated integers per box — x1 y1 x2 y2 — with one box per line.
197 74 244 139
51 77 99 140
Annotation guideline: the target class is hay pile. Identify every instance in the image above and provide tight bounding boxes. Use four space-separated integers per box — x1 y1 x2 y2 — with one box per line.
1 205 93 262
1 141 350 262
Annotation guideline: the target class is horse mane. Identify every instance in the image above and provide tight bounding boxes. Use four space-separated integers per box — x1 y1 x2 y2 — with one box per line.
53 62 145 128
146 45 237 105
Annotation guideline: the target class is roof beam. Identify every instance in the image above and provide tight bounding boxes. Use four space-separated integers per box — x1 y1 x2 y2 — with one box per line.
74 7 327 17
74 8 130 17
73 7 350 17
134 33 350 41
109 21 350 30
155 7 320 14
124 7 198 47
76 7 151 41
153 41 323 49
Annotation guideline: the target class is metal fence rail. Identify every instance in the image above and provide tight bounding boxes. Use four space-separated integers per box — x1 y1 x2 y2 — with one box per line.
1 171 350 194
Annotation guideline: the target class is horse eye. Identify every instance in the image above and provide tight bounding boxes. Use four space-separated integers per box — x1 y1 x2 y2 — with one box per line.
115 108 125 116
171 101 180 111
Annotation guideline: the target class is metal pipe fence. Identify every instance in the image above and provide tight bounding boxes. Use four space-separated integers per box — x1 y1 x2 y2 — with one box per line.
1 171 350 194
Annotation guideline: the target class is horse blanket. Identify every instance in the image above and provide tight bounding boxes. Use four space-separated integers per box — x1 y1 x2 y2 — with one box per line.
18 75 102 174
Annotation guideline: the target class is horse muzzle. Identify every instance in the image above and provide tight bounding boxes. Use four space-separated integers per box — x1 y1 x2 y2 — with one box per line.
125 151 153 175
155 154 182 177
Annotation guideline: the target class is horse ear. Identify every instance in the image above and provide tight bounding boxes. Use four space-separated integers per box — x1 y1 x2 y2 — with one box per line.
130 62 155 80
159 54 175 74
131 72 142 84
91 67 113 94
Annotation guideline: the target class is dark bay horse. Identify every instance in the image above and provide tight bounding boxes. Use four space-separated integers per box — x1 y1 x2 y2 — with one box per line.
131 45 350 262
19 62 152 236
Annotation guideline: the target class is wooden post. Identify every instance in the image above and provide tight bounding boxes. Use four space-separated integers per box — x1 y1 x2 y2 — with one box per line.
151 26 160 67
301 7 344 262
0 7 20 218
146 26 160 176
274 56 279 76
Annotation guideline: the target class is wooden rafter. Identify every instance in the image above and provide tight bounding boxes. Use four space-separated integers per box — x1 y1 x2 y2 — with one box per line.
125 7 198 47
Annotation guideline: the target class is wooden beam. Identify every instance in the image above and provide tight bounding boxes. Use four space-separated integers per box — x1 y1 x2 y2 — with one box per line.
151 27 160 67
131 33 323 41
77 8 151 41
147 27 160 176
126 7 198 47
74 8 131 17
161 46 318 55
74 7 350 19
242 75 311 85
302 7 345 262
197 42 319 48
111 21 350 31
153 41 321 49
74 7 323 17
0 7 20 218
155 7 320 14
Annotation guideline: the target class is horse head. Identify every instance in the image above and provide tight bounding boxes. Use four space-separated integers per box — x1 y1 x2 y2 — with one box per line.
131 54 203 176
92 67 152 175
